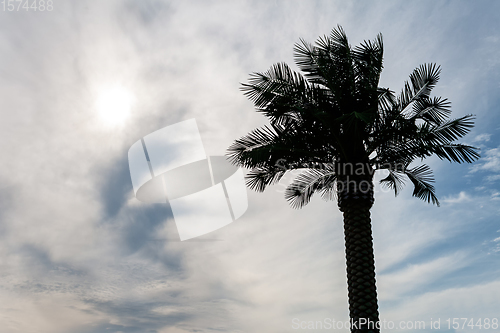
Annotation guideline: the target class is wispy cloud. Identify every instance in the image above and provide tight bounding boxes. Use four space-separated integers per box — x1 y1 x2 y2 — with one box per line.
443 191 471 204
473 133 491 142
470 146 500 184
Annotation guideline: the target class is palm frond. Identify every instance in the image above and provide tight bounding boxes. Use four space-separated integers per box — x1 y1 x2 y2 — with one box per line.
293 25 354 95
246 168 287 192
405 164 439 206
371 114 478 166
352 32 384 91
284 167 337 209
431 143 480 163
240 62 343 129
377 87 396 113
372 134 427 166
319 178 338 202
398 64 441 115
420 115 476 144
241 63 307 106
240 63 311 124
329 25 349 48
379 170 405 196
410 96 451 124
293 38 324 85
226 124 284 168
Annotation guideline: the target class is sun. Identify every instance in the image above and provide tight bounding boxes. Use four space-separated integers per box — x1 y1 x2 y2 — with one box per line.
96 86 134 127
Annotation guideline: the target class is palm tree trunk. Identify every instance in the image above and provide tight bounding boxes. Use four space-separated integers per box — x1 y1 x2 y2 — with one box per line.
338 178 380 332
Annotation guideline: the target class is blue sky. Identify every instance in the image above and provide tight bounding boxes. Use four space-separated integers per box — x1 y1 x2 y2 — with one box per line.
0 1 499 332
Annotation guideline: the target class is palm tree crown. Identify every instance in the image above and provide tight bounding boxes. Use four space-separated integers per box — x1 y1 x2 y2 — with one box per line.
227 26 479 207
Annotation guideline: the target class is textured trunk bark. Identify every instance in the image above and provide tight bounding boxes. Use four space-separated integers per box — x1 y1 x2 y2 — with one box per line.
338 178 380 332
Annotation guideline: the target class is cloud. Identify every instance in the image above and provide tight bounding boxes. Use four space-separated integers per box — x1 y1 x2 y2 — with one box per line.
478 147 500 173
486 174 500 182
470 146 500 184
378 253 469 301
384 279 500 331
443 191 471 204
473 133 491 142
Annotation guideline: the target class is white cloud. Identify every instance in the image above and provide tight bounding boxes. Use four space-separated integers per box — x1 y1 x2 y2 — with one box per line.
480 148 500 172
384 280 500 332
486 174 500 182
378 253 468 301
470 147 500 185
443 191 471 204
473 133 491 142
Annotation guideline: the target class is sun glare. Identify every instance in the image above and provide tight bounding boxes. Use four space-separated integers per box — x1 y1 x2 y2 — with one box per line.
96 86 134 127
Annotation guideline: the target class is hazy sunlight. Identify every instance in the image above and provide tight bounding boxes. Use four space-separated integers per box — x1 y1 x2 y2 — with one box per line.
96 86 134 127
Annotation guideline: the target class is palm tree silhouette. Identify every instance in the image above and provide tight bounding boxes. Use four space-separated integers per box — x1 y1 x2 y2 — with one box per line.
227 26 479 332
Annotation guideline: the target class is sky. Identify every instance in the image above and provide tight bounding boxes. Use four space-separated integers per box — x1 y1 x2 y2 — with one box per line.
0 0 499 332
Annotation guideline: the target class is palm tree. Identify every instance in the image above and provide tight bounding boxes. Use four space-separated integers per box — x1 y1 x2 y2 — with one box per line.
227 26 479 332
